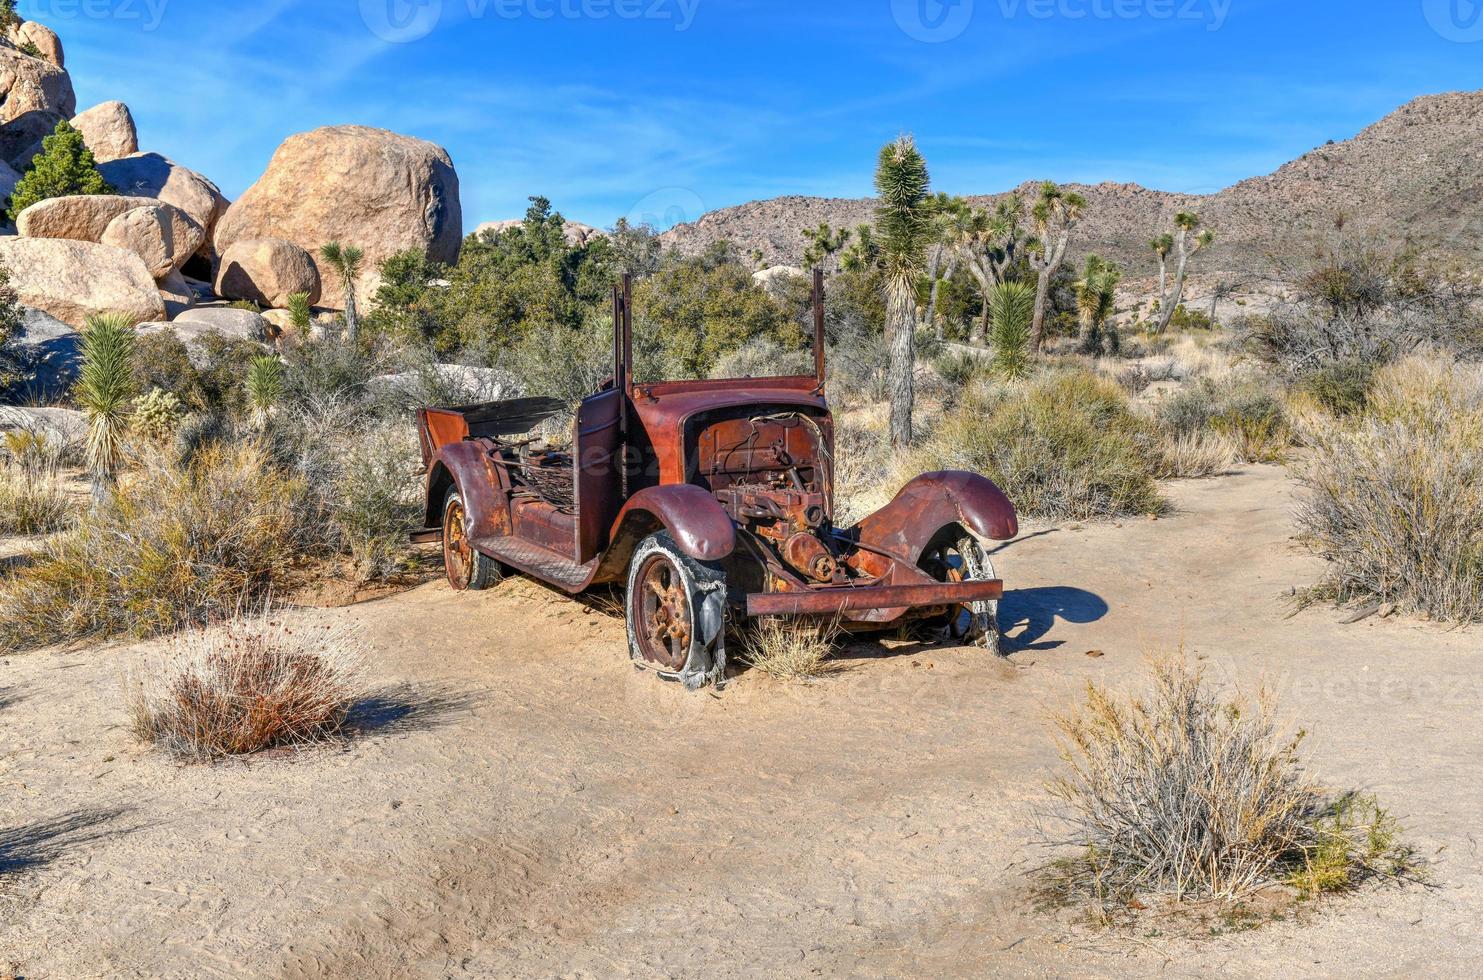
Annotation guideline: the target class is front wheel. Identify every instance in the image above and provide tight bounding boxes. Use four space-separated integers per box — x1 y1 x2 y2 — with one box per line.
443 488 501 592
921 534 1002 655
625 531 728 690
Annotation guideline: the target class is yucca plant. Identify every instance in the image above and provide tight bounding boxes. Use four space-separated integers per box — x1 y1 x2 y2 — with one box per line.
285 291 313 339
874 135 932 448
1074 255 1123 356
988 280 1035 380
319 242 365 343
246 354 284 429
74 313 138 498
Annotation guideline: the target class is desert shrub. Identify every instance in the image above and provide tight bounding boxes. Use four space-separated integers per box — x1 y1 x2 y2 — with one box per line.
919 371 1165 520
1156 376 1290 463
1300 359 1374 417
712 335 813 381
932 350 988 388
1150 430 1236 480
740 616 842 681
1294 356 1483 622
0 442 303 651
0 261 22 390
0 464 72 536
497 317 609 407
126 609 367 761
279 331 382 410
1038 655 1415 912
131 331 260 416
323 423 424 580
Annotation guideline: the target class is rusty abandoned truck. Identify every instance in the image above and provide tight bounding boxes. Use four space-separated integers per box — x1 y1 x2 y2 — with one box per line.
412 270 1019 689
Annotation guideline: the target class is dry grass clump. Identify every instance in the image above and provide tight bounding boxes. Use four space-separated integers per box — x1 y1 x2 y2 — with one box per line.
918 371 1166 521
126 609 367 761
0 442 302 652
1038 655 1416 918
1155 375 1291 464
740 616 843 681
1150 430 1237 480
1294 355 1483 622
0 464 73 536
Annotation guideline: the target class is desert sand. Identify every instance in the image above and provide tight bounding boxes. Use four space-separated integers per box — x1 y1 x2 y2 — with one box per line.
3 463 1482 978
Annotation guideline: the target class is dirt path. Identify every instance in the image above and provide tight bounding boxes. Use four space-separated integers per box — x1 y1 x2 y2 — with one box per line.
3 464 1482 978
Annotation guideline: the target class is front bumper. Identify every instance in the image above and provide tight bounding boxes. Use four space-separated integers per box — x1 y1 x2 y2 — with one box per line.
746 580 1003 617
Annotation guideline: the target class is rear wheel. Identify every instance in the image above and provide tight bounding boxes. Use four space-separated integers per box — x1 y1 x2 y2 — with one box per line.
443 489 501 592
920 534 1001 655
625 531 728 689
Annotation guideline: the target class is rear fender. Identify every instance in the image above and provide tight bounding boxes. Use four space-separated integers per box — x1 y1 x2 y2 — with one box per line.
595 484 736 582
851 471 1018 566
426 441 511 539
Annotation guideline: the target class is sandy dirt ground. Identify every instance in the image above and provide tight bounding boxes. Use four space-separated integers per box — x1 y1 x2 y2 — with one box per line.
3 463 1482 978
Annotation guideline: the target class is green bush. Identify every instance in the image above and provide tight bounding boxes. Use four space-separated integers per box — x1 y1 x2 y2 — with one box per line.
7 120 113 221
919 371 1165 520
1156 376 1290 463
1300 359 1374 416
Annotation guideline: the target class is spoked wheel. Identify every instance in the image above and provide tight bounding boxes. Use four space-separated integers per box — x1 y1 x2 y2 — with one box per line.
443 488 501 592
625 531 727 690
920 534 1002 655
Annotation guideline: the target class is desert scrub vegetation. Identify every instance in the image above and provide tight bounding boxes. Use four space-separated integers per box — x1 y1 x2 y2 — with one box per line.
915 370 1166 521
0 431 74 536
1037 654 1418 920
126 609 368 761
1154 374 1291 464
0 442 303 651
1293 355 1483 622
740 616 843 681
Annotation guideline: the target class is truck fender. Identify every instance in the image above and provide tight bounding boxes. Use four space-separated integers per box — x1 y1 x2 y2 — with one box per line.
424 441 510 540
851 471 1018 566
595 484 736 581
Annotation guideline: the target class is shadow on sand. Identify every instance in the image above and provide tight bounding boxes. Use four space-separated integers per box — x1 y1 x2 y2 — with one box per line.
0 808 136 876
344 684 485 737
1000 586 1110 653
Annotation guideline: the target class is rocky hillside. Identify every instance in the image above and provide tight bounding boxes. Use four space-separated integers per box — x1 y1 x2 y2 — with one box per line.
661 90 1483 279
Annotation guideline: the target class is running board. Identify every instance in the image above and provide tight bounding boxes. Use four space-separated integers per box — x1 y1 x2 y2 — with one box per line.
474 535 596 592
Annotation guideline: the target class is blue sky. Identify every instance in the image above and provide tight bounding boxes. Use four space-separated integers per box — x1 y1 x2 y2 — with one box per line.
26 0 1483 230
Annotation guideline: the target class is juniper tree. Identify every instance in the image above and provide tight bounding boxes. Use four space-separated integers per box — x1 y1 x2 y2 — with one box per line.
874 135 932 448
7 120 114 222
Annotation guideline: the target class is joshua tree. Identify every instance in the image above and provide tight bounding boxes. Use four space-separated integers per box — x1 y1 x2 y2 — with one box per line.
6 120 113 222
922 194 968 339
1207 277 1238 327
801 223 852 274
246 355 284 430
874 135 932 448
987 280 1036 380
1027 181 1087 350
1074 255 1123 357
839 223 878 273
1150 233 1174 308
953 196 1027 344
74 313 138 498
1154 213 1215 334
318 242 365 343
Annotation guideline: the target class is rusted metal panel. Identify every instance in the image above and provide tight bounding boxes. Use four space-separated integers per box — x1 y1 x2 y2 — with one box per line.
747 581 1004 617
574 388 624 562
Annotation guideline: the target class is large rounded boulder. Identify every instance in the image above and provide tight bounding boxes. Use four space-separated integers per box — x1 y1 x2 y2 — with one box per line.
102 206 175 279
0 238 167 327
70 100 138 163
215 237 321 308
0 45 76 169
97 153 229 245
17 194 205 273
9 21 65 68
213 126 462 309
